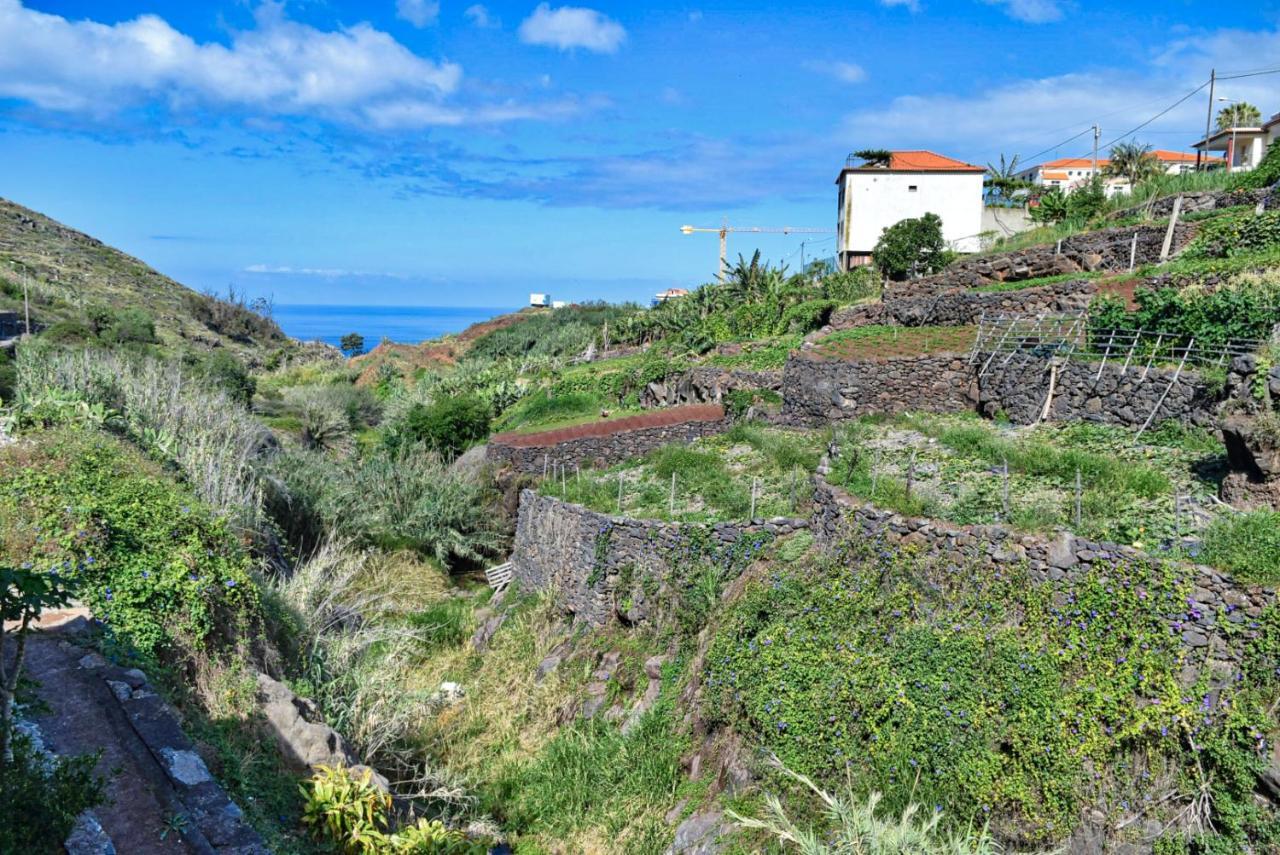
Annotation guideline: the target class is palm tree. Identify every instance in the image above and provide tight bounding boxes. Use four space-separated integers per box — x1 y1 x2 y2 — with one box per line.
1217 102 1262 130
1105 142 1160 187
985 153 1033 203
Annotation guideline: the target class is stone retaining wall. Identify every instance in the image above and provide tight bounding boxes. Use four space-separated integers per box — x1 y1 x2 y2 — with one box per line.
1112 185 1273 220
488 404 730 474
977 353 1217 427
885 222 1197 297
780 352 975 423
641 365 783 408
830 279 1096 329
810 472 1274 659
511 489 808 626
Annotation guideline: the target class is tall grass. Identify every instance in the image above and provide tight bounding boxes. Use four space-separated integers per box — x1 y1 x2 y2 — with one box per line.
1199 510 1280 584
731 760 999 855
15 344 267 526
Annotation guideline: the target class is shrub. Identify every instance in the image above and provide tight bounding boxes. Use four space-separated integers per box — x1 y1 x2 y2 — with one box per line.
731 760 997 854
1182 210 1280 261
0 734 105 854
192 350 256 407
0 429 262 664
872 213 947 280
0 349 13 402
777 299 837 334
1199 510 1280 583
184 288 286 344
284 386 355 453
392 395 490 460
820 266 881 304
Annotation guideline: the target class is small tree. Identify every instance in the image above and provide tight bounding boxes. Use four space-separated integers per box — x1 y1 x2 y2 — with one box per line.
1 566 76 766
872 213 947 280
1029 187 1069 224
1217 102 1262 131
852 149 892 168
984 153 1033 204
1106 142 1160 188
339 332 365 357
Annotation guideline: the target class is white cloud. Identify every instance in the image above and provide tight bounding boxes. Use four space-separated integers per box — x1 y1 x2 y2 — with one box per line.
517 4 626 53
805 60 868 84
880 0 921 12
396 0 440 28
464 4 498 28
982 0 1064 23
0 0 460 121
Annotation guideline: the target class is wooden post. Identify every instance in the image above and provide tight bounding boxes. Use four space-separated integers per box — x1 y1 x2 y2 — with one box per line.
543 454 549 478
1055 239 1062 256
1095 330 1117 381
1138 337 1193 436
669 471 676 516
1159 195 1183 262
1128 232 1139 272
1173 490 1181 542
1120 329 1142 375
870 450 880 497
1074 467 1082 529
1002 457 1010 520
749 476 758 521
906 450 917 500
1140 333 1164 381
618 472 624 512
790 466 797 512
561 464 567 494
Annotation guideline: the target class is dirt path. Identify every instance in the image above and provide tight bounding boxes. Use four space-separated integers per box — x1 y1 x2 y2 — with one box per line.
22 628 195 854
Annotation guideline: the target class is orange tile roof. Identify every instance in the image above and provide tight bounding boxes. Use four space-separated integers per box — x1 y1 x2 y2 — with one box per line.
885 150 986 171
1041 171 1070 181
1040 157 1109 169
1152 149 1223 163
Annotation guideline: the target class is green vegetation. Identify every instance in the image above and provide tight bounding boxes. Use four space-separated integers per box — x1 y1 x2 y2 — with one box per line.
1089 268 1280 346
388 394 490 459
829 414 1234 556
1199 510 1280 584
1182 210 1280 262
468 302 639 362
539 423 824 522
705 537 1280 849
0 734 105 854
872 213 950 280
809 325 976 360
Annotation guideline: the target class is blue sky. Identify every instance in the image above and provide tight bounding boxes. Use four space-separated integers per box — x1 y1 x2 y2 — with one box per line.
1 0 1278 308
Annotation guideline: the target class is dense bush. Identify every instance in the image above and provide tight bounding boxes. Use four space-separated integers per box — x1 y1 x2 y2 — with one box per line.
269 448 500 565
0 348 13 402
1182 211 1280 261
184 288 285 344
1089 273 1280 346
190 350 256 407
390 394 490 460
86 305 158 346
0 428 262 663
704 538 1280 847
872 213 947 280
0 734 105 854
467 302 638 362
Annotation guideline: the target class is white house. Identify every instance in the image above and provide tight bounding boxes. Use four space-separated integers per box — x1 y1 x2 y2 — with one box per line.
1017 151 1224 196
529 293 550 307
1193 119 1272 173
836 150 985 270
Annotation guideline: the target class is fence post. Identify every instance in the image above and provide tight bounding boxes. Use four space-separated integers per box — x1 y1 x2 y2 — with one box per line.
669 471 676 516
1074 467 1082 529
1159 195 1183 262
1002 457 1010 520
617 471 624 512
1128 232 1139 272
749 476 758 521
906 450 917 500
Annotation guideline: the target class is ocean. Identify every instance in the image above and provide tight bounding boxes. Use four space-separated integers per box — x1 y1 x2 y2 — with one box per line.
272 304 514 349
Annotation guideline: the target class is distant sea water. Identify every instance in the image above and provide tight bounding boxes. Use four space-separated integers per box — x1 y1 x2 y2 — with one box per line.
272 304 514 349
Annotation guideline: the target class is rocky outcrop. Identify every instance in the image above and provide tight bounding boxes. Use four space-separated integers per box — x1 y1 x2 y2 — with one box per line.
779 352 976 424
1220 413 1280 510
831 278 1096 329
488 405 730 474
510 489 806 626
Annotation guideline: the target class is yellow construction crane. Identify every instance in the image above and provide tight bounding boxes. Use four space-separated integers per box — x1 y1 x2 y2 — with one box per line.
679 222 834 281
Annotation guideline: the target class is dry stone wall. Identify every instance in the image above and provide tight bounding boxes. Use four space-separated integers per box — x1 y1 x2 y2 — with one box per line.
830 279 1096 329
488 405 729 474
886 222 1197 297
810 471 1275 659
977 354 1218 427
641 365 782 408
1111 185 1273 220
780 352 975 424
511 489 807 626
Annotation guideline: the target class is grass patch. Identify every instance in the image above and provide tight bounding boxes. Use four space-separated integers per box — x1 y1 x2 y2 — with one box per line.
809 326 977 360
703 335 802 371
1199 510 1280 584
830 414 1228 551
540 424 825 522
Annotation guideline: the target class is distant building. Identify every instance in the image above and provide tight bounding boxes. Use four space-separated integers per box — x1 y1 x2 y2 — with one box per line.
653 288 689 306
1193 115 1275 173
551 300 568 309
1017 151 1226 196
529 293 550 307
836 150 985 270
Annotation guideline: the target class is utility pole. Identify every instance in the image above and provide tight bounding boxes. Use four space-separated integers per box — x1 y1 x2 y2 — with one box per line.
1198 69 1216 171
1092 124 1100 179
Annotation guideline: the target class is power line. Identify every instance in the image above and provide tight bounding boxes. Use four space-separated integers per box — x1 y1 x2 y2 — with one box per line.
1095 80 1209 152
1218 66 1280 81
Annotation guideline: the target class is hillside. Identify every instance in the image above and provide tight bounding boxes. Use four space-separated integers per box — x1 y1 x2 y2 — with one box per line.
0 196 302 365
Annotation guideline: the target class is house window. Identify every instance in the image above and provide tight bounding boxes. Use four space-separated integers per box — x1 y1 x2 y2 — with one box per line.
908 185 918 192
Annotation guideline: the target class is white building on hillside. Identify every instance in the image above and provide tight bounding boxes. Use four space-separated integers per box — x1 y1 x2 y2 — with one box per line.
1193 117 1275 173
1015 151 1220 196
835 150 985 270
